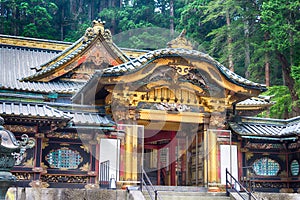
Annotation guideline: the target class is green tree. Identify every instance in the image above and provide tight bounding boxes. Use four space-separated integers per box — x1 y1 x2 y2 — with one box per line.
0 0 59 39
260 0 300 116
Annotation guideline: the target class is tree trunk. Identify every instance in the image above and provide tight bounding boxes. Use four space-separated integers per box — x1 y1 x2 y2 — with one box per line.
12 3 17 35
226 9 234 71
170 0 174 38
0 2 3 32
276 52 300 117
265 52 270 87
244 19 250 79
264 33 270 87
60 6 64 41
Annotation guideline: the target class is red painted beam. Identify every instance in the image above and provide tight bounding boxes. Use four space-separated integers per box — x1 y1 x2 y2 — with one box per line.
144 131 176 143
144 143 168 150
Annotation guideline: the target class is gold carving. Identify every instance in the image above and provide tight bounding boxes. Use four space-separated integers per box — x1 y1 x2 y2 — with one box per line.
42 139 49 149
245 152 253 160
29 180 50 188
47 132 79 139
167 29 194 50
13 172 33 181
23 157 34 167
172 65 191 75
32 167 44 172
80 145 90 153
4 125 36 133
80 163 90 171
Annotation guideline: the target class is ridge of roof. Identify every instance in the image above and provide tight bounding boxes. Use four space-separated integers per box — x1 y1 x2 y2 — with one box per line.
0 34 71 51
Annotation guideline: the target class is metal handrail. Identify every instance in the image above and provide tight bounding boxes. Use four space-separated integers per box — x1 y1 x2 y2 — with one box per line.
226 168 257 200
140 168 162 200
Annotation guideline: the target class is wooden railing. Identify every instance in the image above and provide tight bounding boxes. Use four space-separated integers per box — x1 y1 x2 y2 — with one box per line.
226 168 258 200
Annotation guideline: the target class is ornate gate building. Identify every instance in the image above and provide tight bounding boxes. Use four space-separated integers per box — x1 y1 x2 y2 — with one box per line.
0 19 299 192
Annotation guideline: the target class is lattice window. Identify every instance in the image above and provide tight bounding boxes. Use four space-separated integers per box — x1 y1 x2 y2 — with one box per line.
253 157 279 176
46 147 83 169
291 160 299 176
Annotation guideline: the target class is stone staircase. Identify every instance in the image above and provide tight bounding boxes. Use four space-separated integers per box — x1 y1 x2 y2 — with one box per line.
142 186 230 200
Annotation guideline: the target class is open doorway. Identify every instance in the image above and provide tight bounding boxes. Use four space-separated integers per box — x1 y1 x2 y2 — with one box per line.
99 138 120 187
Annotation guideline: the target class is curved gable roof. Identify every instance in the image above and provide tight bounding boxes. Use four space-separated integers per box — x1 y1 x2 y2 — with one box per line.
101 48 266 91
21 19 130 82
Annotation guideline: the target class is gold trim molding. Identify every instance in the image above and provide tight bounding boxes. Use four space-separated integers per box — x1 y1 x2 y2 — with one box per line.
0 36 70 51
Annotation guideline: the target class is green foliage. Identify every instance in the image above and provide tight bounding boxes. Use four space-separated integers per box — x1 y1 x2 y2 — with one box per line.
113 27 175 50
259 86 292 119
260 1 300 53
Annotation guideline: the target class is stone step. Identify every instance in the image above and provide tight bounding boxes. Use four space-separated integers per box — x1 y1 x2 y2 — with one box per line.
143 191 230 200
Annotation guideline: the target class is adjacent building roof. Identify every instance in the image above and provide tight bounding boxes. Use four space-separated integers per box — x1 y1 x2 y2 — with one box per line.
229 116 300 138
0 42 84 94
66 111 115 127
0 101 70 120
237 96 275 107
21 19 130 82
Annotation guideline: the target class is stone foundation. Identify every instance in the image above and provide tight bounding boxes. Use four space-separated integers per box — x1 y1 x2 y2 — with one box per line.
254 192 300 200
5 187 126 200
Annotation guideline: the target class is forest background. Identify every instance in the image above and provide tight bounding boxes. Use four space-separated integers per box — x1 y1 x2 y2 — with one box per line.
1 0 299 119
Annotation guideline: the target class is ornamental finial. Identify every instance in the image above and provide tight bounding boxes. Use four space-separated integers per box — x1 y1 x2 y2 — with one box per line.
83 19 112 43
167 29 194 50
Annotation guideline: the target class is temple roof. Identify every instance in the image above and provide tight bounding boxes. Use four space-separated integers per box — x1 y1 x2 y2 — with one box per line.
229 116 300 138
0 100 115 128
0 101 70 120
237 96 274 107
101 48 266 90
0 42 84 94
66 111 115 127
21 19 130 82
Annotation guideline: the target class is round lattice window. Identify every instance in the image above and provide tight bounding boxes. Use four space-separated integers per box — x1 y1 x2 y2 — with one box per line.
46 147 83 169
291 160 299 176
253 157 280 176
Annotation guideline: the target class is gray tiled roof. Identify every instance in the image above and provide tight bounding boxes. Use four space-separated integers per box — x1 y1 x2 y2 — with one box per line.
21 34 130 81
66 111 115 126
229 116 300 137
102 48 267 91
237 96 275 107
0 45 84 93
0 101 70 119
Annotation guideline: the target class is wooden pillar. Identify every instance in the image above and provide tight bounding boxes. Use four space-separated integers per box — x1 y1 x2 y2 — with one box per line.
30 125 47 187
181 141 186 186
88 140 98 185
131 125 138 181
119 138 125 181
209 130 218 183
125 126 132 181
32 133 44 180
203 124 208 187
169 131 177 186
185 135 189 186
157 149 161 185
